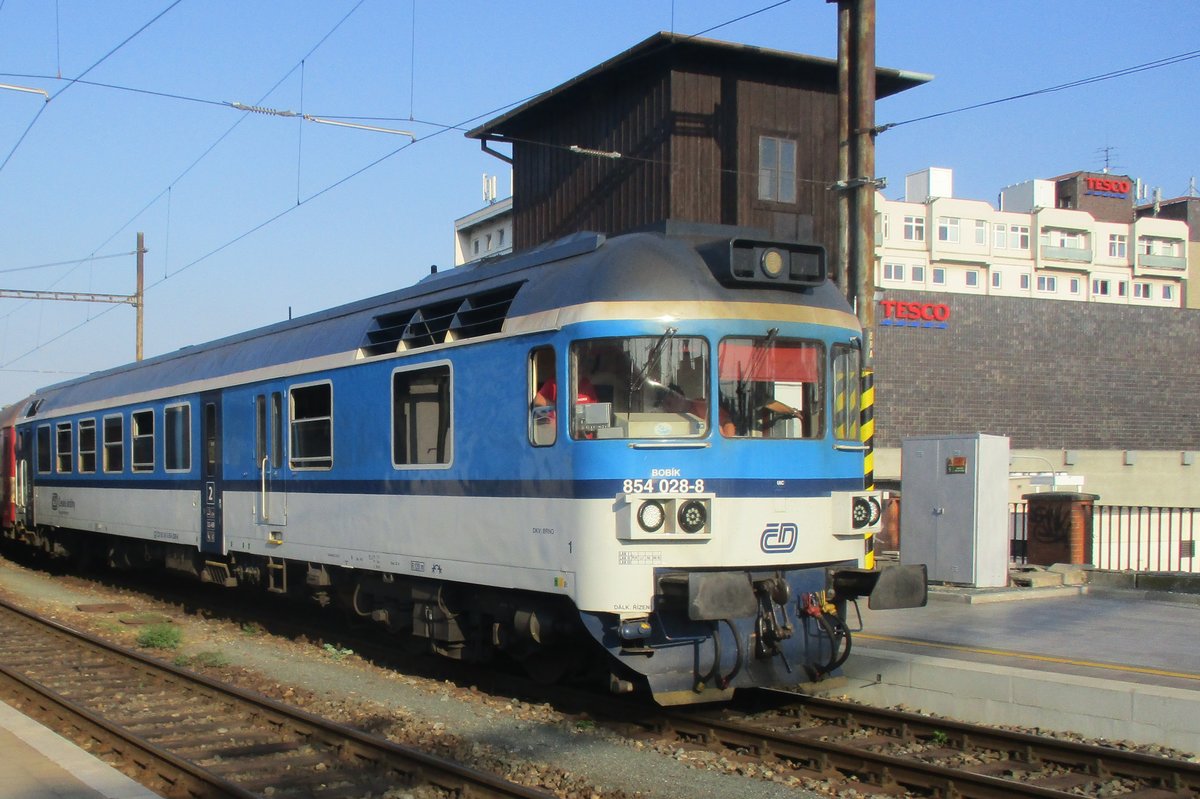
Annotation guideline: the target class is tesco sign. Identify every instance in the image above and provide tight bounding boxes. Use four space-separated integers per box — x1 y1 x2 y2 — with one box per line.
879 300 950 329
1085 176 1131 198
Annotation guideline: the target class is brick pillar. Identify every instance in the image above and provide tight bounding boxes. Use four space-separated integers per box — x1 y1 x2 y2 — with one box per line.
1023 492 1099 566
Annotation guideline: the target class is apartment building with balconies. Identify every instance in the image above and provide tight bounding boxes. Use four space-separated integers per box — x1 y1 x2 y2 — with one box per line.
876 167 1189 307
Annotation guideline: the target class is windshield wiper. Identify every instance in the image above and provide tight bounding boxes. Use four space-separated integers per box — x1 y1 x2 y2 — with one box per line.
630 326 677 390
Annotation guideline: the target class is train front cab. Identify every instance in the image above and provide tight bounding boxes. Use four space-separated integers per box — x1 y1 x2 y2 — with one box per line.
527 239 927 703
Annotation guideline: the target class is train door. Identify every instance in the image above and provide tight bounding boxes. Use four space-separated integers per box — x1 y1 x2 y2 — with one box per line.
15 430 31 528
254 391 287 526
200 395 224 555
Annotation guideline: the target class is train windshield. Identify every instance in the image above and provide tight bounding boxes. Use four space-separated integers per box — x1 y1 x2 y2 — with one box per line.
570 336 712 439
718 335 824 439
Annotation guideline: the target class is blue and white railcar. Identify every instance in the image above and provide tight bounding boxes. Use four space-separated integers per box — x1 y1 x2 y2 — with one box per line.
0 227 924 703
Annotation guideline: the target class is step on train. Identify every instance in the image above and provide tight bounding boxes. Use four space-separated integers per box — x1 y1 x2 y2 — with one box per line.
0 225 926 703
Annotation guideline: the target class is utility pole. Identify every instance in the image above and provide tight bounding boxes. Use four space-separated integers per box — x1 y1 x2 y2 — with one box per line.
136 232 145 361
829 0 880 566
829 0 878 353
0 232 146 361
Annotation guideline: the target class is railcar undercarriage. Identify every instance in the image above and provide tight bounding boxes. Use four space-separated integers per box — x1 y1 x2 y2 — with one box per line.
1 523 925 704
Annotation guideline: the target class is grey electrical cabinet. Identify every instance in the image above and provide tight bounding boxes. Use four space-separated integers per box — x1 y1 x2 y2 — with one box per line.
900 433 1010 587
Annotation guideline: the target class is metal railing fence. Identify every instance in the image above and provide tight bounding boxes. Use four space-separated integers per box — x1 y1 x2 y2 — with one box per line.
1009 502 1199 573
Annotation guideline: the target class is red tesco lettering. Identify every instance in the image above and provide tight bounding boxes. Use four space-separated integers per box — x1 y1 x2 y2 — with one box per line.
880 300 951 323
1085 176 1131 195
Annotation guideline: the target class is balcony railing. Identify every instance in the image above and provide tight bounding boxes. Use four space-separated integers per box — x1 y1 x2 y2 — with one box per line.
1009 502 1199 573
1040 245 1093 263
1137 253 1187 271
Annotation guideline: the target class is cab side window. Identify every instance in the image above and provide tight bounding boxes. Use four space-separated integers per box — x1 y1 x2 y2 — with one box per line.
528 347 556 446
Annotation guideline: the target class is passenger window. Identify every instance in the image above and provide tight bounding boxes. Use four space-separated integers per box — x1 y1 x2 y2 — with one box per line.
35 425 50 473
290 383 333 470
56 422 73 473
832 344 862 442
528 347 556 446
78 419 97 473
165 403 191 471
132 409 155 472
392 365 452 466
103 415 124 473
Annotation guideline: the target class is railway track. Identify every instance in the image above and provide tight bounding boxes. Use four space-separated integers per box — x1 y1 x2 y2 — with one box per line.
0 594 552 799
642 690 1200 798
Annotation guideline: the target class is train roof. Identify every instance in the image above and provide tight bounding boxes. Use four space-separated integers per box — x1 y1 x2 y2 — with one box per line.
23 227 857 416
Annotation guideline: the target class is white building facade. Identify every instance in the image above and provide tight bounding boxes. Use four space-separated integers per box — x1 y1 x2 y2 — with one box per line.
876 168 1189 307
453 195 513 266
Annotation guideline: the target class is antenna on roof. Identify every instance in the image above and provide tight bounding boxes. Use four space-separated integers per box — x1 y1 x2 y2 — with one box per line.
482 174 498 205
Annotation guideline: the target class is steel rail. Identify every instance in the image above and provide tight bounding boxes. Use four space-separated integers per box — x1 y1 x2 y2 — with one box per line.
781 692 1200 791
659 706 1084 799
0 595 552 799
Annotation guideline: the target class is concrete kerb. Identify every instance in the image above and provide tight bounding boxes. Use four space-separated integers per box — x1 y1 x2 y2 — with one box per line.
834 648 1200 752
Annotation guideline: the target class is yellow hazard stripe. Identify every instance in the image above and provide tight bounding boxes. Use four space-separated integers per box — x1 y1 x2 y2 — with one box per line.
861 367 875 569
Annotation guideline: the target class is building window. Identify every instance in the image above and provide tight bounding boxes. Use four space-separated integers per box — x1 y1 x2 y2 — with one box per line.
758 136 797 203
498 229 505 247
290 383 333 470
1037 275 1057 293
1013 226 1031 249
1043 229 1087 251
965 270 979 287
1133 282 1151 299
472 239 480 255
103 415 123 473
165 403 191 472
880 213 889 241
1139 237 1179 257
1109 234 1127 258
903 215 925 242
1117 281 1127 297
994 223 1007 249
937 217 960 243
56 422 73 473
1163 285 1175 301
1092 278 1110 297
911 265 925 283
78 419 97 473
393 364 453 465
132 410 155 472
1069 278 1081 295
1020 274 1030 290
883 263 905 281
932 267 946 285
991 271 1002 289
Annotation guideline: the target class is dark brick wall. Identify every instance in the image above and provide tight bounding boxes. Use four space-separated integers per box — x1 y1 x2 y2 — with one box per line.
872 291 1200 450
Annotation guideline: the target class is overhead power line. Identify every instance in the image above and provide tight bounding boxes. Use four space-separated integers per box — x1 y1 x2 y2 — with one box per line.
880 48 1200 132
0 251 134 276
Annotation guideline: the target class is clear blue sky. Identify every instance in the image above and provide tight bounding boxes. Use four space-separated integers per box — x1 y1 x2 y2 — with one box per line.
1 0 1196 406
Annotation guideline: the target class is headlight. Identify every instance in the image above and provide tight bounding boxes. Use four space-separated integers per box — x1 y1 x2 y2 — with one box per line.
637 500 666 532
851 495 882 529
760 248 785 278
677 500 707 534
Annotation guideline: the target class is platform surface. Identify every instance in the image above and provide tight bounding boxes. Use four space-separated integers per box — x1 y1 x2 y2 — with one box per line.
0 699 161 799
838 585 1200 752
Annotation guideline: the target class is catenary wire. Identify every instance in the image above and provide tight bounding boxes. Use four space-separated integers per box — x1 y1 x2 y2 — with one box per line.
3 5 1192 374
0 0 185 177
